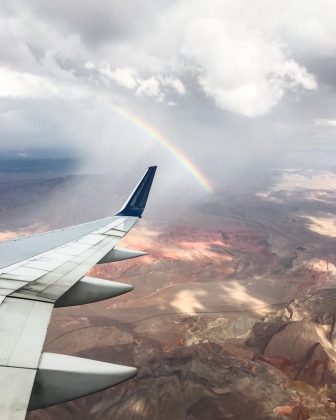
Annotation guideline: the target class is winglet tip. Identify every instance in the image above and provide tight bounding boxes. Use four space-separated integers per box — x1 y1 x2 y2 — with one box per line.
116 166 157 217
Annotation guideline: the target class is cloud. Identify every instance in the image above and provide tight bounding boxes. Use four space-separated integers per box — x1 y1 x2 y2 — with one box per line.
161 76 186 95
134 75 186 100
315 119 336 127
98 65 139 90
0 68 58 98
0 1 320 116
0 0 335 189
181 18 317 117
84 62 186 102
136 77 161 98
24 0 170 46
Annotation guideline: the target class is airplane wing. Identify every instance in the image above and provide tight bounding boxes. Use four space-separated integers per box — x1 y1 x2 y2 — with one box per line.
0 166 157 420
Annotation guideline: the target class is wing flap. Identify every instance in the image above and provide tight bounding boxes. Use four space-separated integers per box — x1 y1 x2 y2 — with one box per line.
0 297 53 368
0 366 36 420
6 217 137 302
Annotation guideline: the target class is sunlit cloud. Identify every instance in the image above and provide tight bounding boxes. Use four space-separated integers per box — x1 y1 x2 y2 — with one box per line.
315 119 336 127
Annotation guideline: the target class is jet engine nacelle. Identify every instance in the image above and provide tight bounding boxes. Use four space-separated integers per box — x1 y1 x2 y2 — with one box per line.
29 353 137 410
98 247 146 264
55 276 133 308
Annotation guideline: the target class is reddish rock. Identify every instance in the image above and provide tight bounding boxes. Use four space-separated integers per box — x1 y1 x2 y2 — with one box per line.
257 354 298 376
274 404 309 419
296 343 331 387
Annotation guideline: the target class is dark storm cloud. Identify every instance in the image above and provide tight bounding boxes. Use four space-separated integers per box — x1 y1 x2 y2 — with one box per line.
22 0 174 46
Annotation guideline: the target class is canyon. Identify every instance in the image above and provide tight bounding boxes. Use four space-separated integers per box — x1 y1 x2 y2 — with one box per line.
0 164 335 419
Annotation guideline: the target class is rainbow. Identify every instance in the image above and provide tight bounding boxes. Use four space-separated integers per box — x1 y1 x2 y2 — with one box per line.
110 105 213 192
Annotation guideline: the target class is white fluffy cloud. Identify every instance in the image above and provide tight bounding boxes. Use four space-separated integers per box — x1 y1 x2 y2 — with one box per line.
0 1 325 116
84 61 186 102
0 1 335 125
0 65 86 100
76 1 322 116
315 119 336 127
0 68 58 98
136 77 161 98
181 18 317 117
0 1 328 117
96 65 138 89
161 76 186 95
135 75 186 99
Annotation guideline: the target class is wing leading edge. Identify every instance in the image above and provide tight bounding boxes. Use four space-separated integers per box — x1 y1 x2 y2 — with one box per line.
0 166 157 419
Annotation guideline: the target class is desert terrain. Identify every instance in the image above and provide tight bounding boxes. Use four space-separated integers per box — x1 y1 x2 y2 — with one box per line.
0 159 335 419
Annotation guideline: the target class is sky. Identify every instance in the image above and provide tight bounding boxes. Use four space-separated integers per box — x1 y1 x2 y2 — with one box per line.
0 0 336 194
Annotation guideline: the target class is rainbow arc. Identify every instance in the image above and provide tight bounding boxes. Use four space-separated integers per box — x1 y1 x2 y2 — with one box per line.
111 105 212 193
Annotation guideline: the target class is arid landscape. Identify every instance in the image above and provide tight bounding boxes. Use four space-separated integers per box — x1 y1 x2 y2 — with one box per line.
1 1 336 418
0 162 335 419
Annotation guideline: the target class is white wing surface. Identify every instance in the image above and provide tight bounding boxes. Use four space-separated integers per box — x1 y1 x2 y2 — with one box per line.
0 166 157 419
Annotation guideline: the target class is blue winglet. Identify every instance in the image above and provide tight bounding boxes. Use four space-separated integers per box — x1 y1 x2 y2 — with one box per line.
116 166 157 217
